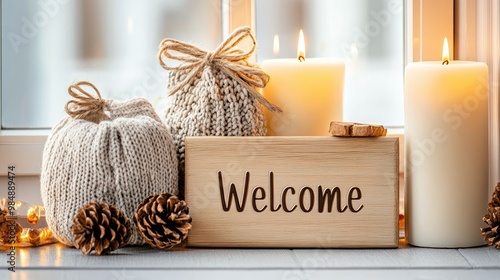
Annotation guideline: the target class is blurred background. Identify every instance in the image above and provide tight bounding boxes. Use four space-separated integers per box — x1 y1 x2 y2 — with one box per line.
1 0 403 128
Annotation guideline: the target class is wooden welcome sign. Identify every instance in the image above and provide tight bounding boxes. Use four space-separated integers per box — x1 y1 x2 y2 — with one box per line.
185 136 399 248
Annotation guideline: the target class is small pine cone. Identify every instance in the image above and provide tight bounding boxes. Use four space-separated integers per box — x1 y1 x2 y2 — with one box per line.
71 202 131 255
481 182 500 249
27 228 42 246
491 182 500 208
481 205 500 249
0 219 22 244
134 193 192 249
0 208 7 224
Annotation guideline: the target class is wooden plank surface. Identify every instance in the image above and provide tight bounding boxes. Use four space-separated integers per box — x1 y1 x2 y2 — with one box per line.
1 242 499 280
1 243 296 269
3 243 499 270
185 136 399 248
329 121 387 137
459 247 500 268
293 246 471 268
3 269 500 280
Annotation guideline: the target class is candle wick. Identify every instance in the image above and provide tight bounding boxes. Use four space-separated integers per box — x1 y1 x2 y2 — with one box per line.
442 60 449 65
298 55 305 62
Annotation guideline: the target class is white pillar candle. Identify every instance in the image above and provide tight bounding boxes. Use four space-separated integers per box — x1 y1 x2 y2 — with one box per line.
262 30 345 136
405 39 489 247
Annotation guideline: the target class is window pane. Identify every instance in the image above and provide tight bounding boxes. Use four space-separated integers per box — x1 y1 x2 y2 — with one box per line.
1 0 222 129
255 0 404 126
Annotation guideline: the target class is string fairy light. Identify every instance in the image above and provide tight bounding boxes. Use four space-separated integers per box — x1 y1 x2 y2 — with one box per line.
0 197 56 247
27 206 41 225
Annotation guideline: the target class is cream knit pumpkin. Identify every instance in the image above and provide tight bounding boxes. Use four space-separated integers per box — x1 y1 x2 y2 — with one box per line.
41 89 178 246
164 67 267 192
159 27 281 194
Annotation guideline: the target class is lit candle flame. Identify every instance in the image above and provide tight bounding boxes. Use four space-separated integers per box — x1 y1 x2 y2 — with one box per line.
127 16 134 35
273 34 280 55
350 43 359 60
297 29 305 62
442 37 449 65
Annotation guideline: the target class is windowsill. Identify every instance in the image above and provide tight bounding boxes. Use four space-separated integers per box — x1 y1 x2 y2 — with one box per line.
0 127 405 176
386 127 404 135
0 130 48 176
0 129 49 142
1 241 498 279
0 127 404 138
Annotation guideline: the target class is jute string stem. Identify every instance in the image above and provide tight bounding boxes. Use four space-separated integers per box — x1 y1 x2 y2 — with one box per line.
158 26 282 112
65 81 109 123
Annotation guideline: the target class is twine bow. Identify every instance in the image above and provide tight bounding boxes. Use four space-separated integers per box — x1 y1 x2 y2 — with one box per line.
158 26 281 112
65 81 109 124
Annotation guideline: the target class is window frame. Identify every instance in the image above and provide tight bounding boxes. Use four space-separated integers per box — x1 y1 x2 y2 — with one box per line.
0 0 245 176
1 0 455 177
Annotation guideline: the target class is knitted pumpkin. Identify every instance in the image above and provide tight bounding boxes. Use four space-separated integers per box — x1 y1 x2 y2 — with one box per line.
158 27 280 195
41 81 178 246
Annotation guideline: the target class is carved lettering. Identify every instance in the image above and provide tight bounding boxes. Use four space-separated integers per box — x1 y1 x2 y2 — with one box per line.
348 187 364 212
282 187 297 212
217 172 364 214
318 186 348 213
269 172 282 212
218 171 249 212
299 187 314 212
252 187 267 212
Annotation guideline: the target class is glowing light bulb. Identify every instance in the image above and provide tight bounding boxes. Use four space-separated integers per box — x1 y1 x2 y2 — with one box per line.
27 206 40 225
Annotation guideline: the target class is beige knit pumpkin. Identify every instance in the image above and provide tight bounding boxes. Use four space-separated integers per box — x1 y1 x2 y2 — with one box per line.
158 27 281 195
41 82 178 246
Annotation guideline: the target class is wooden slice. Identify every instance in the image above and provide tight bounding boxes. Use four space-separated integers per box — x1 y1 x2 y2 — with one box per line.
329 121 387 137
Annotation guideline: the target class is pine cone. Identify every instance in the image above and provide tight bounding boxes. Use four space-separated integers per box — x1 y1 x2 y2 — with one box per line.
71 202 131 255
491 182 500 208
134 193 192 249
0 210 22 244
0 208 7 224
481 184 500 249
481 205 500 248
0 208 22 244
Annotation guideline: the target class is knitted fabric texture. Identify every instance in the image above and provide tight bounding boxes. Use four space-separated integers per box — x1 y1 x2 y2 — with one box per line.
41 96 178 246
160 27 277 193
164 67 266 192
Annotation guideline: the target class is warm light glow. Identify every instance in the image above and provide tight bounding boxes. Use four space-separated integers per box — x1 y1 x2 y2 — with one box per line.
127 16 134 35
297 29 305 62
18 227 54 246
273 34 280 55
27 206 40 225
20 228 30 241
350 44 359 60
442 37 449 64
38 227 54 243
0 198 6 209
0 197 53 247
15 200 23 210
19 248 29 268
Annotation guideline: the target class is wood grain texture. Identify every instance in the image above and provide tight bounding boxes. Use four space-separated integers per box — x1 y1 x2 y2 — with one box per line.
293 245 471 268
458 247 500 268
185 136 399 248
4 243 297 269
3 242 500 271
4 269 500 280
329 122 387 137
